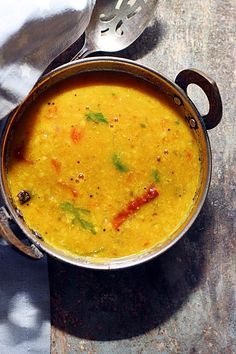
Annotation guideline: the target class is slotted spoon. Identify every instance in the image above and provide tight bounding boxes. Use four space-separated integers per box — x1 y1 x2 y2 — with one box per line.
72 0 158 60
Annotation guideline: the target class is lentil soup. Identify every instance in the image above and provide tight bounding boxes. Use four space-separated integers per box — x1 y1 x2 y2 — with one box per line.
6 72 201 258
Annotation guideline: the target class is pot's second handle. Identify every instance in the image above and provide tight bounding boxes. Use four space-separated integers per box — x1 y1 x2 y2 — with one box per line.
0 207 43 259
175 69 223 130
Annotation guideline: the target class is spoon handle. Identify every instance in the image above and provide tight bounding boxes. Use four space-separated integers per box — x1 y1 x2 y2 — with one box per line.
71 40 95 61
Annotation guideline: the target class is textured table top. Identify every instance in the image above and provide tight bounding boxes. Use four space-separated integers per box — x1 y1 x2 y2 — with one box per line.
49 1 236 353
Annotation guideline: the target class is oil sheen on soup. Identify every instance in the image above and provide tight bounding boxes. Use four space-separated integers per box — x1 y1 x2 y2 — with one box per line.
7 72 201 258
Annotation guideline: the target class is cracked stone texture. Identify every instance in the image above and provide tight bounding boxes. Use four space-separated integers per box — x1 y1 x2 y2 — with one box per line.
49 1 236 353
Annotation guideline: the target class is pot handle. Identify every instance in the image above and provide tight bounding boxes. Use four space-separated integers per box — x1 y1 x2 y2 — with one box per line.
0 207 43 259
175 69 223 130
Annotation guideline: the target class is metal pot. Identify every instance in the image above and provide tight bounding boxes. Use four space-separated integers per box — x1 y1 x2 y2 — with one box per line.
0 57 222 269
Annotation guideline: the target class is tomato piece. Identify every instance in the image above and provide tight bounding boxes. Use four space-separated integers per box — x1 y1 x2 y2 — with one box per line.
71 127 83 143
51 158 61 174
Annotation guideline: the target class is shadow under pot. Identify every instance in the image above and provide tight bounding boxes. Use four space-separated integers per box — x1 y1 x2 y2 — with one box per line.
0 57 222 269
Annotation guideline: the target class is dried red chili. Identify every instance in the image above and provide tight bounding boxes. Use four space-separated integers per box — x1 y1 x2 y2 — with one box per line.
112 185 159 230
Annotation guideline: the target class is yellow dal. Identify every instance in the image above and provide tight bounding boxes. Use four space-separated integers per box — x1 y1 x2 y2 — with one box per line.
7 73 201 258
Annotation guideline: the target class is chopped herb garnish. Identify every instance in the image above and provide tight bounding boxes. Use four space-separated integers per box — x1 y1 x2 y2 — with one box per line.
152 169 160 183
175 120 180 125
77 207 91 215
86 111 108 124
61 202 90 214
61 202 96 234
140 123 147 128
112 153 129 173
77 218 96 234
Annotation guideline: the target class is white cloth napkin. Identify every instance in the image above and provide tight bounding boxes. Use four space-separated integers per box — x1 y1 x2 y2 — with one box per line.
0 238 50 354
0 1 95 352
0 0 95 119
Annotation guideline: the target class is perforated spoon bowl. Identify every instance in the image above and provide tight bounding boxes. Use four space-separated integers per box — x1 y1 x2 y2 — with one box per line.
72 0 158 60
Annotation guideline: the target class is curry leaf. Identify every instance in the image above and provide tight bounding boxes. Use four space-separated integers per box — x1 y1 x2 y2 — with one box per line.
112 153 129 173
77 208 91 215
79 219 96 235
61 202 90 215
86 111 108 124
60 202 96 234
61 202 74 213
152 169 160 183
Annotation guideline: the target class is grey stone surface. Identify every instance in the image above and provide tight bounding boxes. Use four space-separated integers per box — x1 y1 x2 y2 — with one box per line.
49 1 236 353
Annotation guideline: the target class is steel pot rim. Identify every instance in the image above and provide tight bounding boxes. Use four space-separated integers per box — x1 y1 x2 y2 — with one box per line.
0 56 219 269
